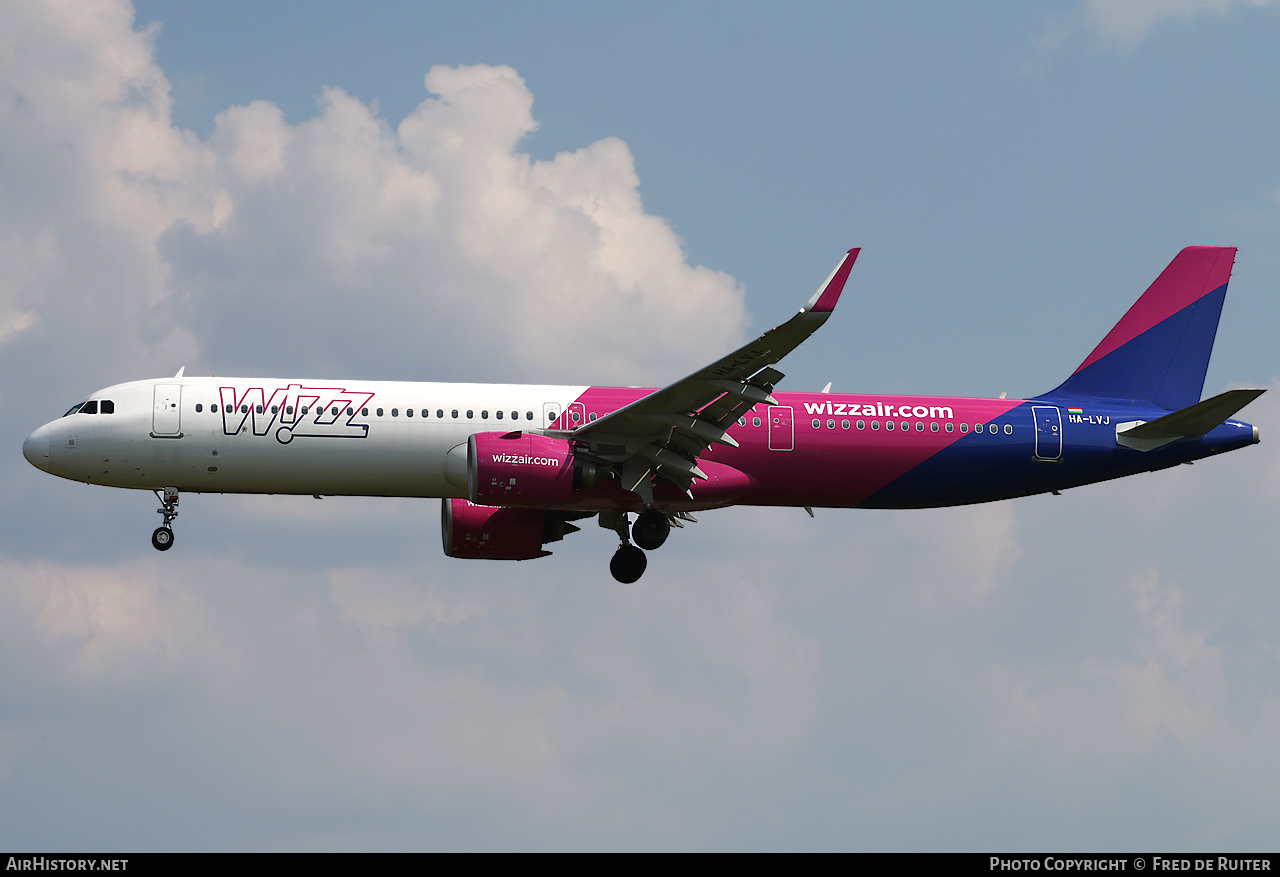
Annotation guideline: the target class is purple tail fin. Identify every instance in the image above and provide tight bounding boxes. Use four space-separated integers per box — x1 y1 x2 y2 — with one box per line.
1040 247 1236 410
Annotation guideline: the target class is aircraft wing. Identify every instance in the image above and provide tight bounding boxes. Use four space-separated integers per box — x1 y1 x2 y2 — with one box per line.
563 248 859 500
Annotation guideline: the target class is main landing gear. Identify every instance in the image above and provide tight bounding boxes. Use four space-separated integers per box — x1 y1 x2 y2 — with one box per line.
151 486 179 551
601 508 683 583
631 508 670 550
610 543 647 584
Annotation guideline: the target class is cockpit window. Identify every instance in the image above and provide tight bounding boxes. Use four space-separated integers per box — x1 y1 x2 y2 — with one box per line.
63 403 85 417
100 400 115 414
80 400 99 415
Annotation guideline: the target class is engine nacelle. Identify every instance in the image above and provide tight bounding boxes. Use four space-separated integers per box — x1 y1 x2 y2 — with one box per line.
465 431 594 507
441 498 555 560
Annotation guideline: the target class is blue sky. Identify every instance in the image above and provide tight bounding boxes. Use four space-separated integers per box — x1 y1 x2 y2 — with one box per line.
2 0 1279 851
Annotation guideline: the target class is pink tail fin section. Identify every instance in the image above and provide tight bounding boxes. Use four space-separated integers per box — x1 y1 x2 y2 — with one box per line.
1076 247 1234 373
1043 247 1236 410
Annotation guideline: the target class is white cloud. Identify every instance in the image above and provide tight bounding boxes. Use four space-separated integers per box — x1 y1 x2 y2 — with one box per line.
0 0 747 392
0 556 234 686
181 66 747 383
1081 0 1276 45
898 503 1020 603
999 567 1231 760
1028 0 1277 71
0 0 210 380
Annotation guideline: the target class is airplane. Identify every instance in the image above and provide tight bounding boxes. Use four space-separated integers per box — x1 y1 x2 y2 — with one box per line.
22 246 1264 583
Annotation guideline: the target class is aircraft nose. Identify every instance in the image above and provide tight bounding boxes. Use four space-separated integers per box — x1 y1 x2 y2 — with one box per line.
23 424 51 472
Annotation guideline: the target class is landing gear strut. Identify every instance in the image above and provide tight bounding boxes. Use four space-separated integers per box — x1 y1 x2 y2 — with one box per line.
151 486 178 551
600 508 677 582
600 510 650 583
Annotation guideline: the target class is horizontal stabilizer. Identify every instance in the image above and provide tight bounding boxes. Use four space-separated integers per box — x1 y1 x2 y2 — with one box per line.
1116 389 1265 450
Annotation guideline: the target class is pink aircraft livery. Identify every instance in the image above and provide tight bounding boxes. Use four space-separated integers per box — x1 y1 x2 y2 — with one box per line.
22 247 1264 582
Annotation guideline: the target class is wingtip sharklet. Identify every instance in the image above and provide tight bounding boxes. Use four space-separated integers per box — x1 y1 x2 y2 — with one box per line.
805 248 860 314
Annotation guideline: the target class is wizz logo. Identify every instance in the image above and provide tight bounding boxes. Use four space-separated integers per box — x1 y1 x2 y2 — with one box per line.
219 384 376 444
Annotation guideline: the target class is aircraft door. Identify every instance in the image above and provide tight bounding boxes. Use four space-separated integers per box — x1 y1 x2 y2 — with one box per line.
767 405 794 451
152 384 182 437
543 402 562 429
1032 405 1062 461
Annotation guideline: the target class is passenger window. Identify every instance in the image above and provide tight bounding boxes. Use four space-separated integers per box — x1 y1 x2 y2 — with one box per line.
392 409 399 417
286 406 293 415
466 410 474 419
753 417 761 427
974 423 982 433
256 405 263 414
901 422 909 431
857 420 865 430
407 408 413 417
377 408 383 417
812 419 820 428
332 407 340 416
362 408 368 416
589 412 597 421
241 405 249 414
1004 424 1013 435
195 404 203 413
571 411 580 423
943 423 952 433
346 408 353 416
915 422 923 432
452 410 459 418
871 420 880 430
526 412 533 420
827 419 835 429
496 410 504 420
481 410 489 419
885 421 894 431
211 404 218 413
271 405 278 414
81 400 98 414
842 419 850 429
960 423 968 433
301 406 309 415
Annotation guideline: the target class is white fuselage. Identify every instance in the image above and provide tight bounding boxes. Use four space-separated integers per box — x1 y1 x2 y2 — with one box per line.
24 376 591 497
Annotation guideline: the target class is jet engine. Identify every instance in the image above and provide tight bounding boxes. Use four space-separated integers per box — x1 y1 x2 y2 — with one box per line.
441 498 582 560
449 431 599 506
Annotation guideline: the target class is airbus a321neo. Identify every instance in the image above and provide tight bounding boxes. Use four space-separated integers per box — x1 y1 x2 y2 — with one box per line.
22 247 1263 582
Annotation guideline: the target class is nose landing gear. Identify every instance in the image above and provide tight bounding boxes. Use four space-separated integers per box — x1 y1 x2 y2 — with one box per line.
151 487 179 551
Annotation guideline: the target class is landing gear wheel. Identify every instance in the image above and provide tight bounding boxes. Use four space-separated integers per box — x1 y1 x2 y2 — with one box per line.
632 509 670 551
151 487 179 551
610 544 647 583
